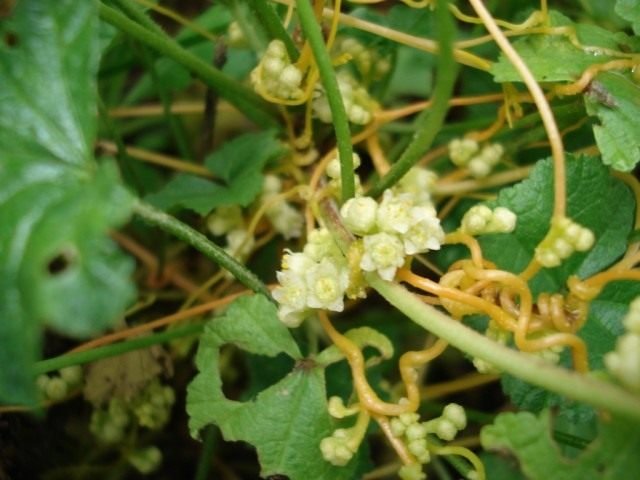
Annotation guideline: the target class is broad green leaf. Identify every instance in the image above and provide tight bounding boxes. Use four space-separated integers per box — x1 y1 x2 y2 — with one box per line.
187 295 362 479
146 130 286 215
585 72 640 171
481 410 640 479
615 0 640 34
481 155 634 295
491 12 636 83
478 156 635 414
0 0 135 404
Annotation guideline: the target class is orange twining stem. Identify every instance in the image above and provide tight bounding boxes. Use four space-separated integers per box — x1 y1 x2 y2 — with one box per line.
461 261 589 372
444 232 485 268
318 311 419 415
397 268 518 331
398 339 448 410
554 59 638 96
69 290 248 354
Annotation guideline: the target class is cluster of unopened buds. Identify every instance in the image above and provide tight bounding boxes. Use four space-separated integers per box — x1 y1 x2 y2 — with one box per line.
36 365 83 402
273 160 444 327
605 296 640 392
313 71 377 125
90 379 175 444
460 204 517 236
449 138 504 178
251 40 304 102
334 36 391 81
534 216 595 267
390 403 469 480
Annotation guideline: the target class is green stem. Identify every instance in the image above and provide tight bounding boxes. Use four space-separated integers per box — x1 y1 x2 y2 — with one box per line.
368 0 457 197
133 201 272 299
99 2 277 127
193 426 218 480
367 273 640 423
34 324 203 375
294 0 354 201
250 0 299 60
111 0 163 34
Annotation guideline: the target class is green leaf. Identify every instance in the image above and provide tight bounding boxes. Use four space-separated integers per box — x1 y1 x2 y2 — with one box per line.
0 0 135 404
478 155 635 414
478 452 526 480
146 130 286 215
481 410 640 479
481 155 634 295
615 0 640 34
585 72 640 171
491 12 636 83
187 295 362 479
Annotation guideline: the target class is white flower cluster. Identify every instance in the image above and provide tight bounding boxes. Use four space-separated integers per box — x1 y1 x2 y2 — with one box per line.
390 403 468 479
460 204 517 236
262 174 304 240
90 379 175 444
207 205 254 260
273 164 442 327
605 297 640 392
341 188 444 281
334 37 391 80
534 217 595 268
251 40 304 101
273 228 349 327
36 365 83 402
449 138 504 178
313 71 376 125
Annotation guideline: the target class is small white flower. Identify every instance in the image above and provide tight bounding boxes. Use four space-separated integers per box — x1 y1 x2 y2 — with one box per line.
340 196 378 235
403 206 444 255
273 270 308 312
305 259 349 311
360 232 405 281
376 190 414 234
281 250 314 273
273 268 309 327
